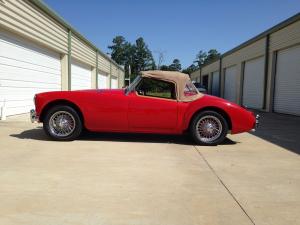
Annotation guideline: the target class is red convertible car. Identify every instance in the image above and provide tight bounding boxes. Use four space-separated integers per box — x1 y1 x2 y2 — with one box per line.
30 70 258 145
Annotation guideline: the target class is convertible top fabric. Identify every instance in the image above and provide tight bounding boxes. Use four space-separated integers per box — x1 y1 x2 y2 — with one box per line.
141 70 203 102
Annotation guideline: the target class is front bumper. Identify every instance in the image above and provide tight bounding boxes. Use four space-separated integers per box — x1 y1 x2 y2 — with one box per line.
30 109 38 123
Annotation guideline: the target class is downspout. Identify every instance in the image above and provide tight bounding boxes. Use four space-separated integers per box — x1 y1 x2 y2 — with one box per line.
219 57 222 97
68 29 72 90
263 34 270 110
95 50 98 89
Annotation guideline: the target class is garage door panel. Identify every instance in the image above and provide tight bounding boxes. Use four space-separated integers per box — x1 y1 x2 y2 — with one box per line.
212 71 219 96
242 57 265 109
0 31 61 116
111 77 118 89
0 56 61 76
2 99 33 108
0 32 60 70
0 87 58 99
6 105 33 117
71 59 92 90
0 79 60 89
97 73 108 89
224 66 237 102
0 70 61 85
274 45 300 115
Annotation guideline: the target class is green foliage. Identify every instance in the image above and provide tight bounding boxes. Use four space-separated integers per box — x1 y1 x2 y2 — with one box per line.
182 64 198 75
193 49 221 68
160 65 170 71
205 49 221 64
194 50 207 68
182 49 220 75
159 59 182 72
109 36 220 79
168 59 182 71
109 36 156 80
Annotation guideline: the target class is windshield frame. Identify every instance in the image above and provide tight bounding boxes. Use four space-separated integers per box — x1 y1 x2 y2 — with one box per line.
125 75 142 95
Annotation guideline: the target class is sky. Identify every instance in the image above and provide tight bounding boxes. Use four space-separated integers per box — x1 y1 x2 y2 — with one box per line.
44 0 300 68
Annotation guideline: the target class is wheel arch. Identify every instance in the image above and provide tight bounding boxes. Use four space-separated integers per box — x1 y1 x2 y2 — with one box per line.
188 106 232 131
39 99 84 125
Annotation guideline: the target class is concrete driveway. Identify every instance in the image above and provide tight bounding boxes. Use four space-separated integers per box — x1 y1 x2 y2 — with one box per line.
0 114 299 225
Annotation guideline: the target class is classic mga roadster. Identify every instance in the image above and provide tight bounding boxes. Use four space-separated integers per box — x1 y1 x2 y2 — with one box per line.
30 70 258 145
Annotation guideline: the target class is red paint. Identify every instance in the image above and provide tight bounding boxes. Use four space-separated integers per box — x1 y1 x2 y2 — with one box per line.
35 89 256 135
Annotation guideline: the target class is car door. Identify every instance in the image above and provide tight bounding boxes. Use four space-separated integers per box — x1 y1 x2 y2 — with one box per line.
128 77 178 132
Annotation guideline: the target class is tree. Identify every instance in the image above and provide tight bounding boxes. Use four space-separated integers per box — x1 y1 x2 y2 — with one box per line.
168 59 182 71
205 49 220 64
109 36 156 80
193 49 221 68
132 37 156 79
160 65 169 71
182 64 197 75
108 36 128 65
194 50 207 68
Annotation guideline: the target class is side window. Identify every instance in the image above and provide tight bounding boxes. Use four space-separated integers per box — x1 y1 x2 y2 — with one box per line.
184 81 199 96
136 78 176 99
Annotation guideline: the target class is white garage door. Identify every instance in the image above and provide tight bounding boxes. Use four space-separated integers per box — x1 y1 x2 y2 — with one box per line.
71 59 92 90
243 57 265 109
274 45 300 116
212 71 220 96
0 31 61 117
97 73 108 89
224 66 237 102
111 77 118 89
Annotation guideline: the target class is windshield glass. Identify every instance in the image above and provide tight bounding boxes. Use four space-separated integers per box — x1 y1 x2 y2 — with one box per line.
125 75 141 95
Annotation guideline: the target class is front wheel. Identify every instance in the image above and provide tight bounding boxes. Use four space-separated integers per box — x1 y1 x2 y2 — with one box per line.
190 110 228 145
43 105 82 141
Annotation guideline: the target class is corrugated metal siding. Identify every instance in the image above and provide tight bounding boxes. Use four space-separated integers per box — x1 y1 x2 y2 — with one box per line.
190 70 200 81
118 70 125 88
201 60 219 75
71 34 96 67
0 0 68 54
98 54 110 74
222 38 266 67
270 20 300 52
111 64 118 77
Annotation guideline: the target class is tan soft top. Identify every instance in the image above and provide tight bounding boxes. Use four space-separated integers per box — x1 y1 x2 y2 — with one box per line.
141 70 203 102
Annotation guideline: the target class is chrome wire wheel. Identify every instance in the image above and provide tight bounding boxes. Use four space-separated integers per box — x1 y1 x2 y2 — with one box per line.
48 111 76 137
196 115 223 143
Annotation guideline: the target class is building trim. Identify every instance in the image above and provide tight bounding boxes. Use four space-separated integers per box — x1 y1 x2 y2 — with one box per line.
240 61 245 105
199 67 202 84
68 29 72 90
219 58 222 98
96 50 98 89
29 0 124 72
263 34 270 109
269 51 278 112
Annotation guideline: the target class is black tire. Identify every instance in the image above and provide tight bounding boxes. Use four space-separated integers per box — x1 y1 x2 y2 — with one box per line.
43 105 82 141
190 110 228 145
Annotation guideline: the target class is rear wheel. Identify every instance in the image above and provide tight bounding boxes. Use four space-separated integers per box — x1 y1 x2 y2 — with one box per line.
43 105 82 141
190 110 228 145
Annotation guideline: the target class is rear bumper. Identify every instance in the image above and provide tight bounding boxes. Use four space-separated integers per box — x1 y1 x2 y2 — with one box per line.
252 114 260 131
30 109 38 123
